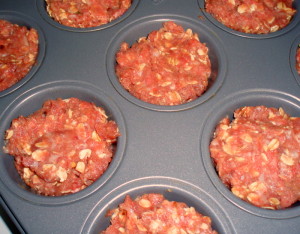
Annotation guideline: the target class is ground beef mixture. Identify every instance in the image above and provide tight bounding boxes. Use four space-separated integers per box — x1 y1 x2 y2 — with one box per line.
102 193 217 233
296 45 300 75
209 106 300 209
45 0 132 28
0 19 39 92
3 98 120 196
205 0 296 34
116 21 211 106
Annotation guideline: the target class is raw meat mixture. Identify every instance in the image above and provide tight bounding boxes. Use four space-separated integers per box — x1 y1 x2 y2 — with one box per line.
3 98 120 196
102 193 217 233
205 0 296 34
46 0 132 28
0 19 38 91
296 45 300 75
210 106 300 209
116 21 211 106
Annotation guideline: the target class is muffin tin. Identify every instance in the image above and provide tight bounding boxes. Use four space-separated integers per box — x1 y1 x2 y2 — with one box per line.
0 0 299 233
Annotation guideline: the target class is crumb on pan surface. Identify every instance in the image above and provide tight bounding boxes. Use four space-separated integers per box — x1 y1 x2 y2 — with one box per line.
115 21 212 106
45 0 132 28
205 0 296 34
102 193 218 233
209 106 300 209
0 19 39 92
3 97 120 196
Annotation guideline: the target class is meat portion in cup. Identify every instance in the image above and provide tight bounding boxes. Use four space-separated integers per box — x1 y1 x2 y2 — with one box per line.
205 0 296 34
296 45 300 75
0 19 39 92
116 21 211 106
210 106 300 209
4 98 120 196
102 193 218 233
45 0 132 28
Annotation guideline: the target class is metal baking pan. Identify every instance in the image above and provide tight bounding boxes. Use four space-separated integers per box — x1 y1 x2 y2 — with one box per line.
0 0 299 233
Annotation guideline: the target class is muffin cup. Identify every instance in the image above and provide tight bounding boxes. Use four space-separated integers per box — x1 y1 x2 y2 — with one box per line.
106 15 227 111
201 89 300 219
0 80 126 205
81 176 235 234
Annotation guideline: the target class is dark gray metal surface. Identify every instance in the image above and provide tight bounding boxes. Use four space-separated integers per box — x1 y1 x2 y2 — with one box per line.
0 0 299 233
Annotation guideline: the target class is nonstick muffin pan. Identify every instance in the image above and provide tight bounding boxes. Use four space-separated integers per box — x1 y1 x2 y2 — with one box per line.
0 0 300 233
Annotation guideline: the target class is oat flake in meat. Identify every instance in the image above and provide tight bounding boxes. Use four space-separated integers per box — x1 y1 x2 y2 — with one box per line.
46 0 132 28
102 193 218 233
3 98 120 196
205 0 296 34
209 106 300 209
0 19 38 92
116 21 211 106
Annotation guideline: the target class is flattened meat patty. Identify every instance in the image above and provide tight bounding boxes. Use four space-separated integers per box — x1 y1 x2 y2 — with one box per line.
0 19 38 92
205 0 296 34
116 21 211 106
4 98 120 196
46 0 132 28
210 106 300 209
102 193 218 233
